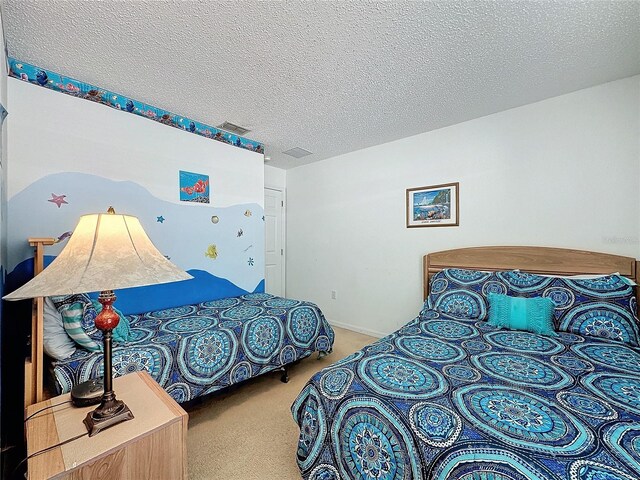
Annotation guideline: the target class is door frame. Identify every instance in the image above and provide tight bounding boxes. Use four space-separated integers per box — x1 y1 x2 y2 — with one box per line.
264 186 286 297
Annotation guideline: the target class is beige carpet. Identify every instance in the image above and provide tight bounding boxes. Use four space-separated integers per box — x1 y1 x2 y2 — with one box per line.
186 326 376 480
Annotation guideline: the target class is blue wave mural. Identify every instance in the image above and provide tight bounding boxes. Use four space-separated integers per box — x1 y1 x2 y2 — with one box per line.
6 256 264 315
8 58 263 155
7 172 264 314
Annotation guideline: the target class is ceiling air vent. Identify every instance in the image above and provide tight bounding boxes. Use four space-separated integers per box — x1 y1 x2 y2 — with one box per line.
217 121 250 136
282 147 313 158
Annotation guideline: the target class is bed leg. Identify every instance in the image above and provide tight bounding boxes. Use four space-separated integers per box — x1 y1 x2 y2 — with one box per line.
318 348 333 359
280 366 289 383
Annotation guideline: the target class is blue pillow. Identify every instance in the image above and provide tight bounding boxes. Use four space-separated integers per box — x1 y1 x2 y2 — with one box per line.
498 271 639 346
424 268 508 320
487 293 557 336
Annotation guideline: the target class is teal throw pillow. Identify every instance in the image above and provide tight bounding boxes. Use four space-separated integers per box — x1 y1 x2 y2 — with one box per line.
487 293 557 336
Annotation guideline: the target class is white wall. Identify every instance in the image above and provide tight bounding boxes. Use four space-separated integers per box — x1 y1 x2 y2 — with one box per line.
265 164 286 190
286 76 640 337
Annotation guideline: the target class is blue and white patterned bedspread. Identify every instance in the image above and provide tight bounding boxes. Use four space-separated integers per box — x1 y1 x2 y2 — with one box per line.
53 293 334 403
292 310 640 479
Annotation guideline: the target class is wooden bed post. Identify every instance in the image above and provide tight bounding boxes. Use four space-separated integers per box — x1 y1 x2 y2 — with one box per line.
24 237 55 409
423 254 430 301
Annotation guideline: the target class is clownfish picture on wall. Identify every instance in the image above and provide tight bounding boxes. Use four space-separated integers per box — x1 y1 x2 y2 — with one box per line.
179 170 210 204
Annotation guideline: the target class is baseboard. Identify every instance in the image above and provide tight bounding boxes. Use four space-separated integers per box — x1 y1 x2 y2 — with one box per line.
326 319 386 339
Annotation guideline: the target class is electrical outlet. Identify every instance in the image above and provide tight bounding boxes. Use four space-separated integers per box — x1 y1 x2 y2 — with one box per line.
331 290 337 300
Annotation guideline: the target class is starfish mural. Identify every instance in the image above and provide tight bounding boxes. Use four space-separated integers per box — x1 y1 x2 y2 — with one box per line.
157 215 165 223
48 193 68 208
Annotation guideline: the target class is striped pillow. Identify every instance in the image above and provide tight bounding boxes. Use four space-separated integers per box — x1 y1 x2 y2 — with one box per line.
51 294 102 352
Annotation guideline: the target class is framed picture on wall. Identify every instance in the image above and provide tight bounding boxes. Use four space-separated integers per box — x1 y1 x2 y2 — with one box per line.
406 182 459 228
179 170 210 204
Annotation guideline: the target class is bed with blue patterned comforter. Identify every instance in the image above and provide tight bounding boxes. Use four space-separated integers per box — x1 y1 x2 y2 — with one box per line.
292 270 640 480
52 293 334 403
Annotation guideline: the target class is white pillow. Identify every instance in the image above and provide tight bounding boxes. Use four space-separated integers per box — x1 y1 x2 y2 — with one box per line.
43 297 76 360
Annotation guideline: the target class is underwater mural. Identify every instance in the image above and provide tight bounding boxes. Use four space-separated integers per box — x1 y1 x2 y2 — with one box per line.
8 58 263 155
7 173 265 315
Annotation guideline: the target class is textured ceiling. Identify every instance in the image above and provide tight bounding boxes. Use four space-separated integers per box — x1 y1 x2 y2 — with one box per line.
4 1 640 169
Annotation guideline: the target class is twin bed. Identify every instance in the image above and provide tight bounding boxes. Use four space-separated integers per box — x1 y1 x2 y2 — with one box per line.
24 238 335 406
292 246 640 480
52 293 334 403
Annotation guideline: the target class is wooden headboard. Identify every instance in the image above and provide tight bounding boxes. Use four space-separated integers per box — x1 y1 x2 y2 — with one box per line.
423 246 639 301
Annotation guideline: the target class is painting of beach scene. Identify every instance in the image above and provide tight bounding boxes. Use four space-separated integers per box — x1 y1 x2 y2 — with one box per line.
180 170 210 204
406 182 459 228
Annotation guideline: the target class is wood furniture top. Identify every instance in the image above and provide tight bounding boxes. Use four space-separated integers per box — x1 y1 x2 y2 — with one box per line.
423 246 638 300
25 371 188 480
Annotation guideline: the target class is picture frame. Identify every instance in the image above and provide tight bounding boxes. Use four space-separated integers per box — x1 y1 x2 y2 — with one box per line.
406 182 459 228
179 170 210 204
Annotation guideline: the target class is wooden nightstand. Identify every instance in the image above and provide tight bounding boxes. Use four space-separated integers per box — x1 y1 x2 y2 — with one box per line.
25 371 188 480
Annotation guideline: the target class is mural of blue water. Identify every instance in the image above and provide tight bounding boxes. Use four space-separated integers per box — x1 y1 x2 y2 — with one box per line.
7 172 265 310
6 256 264 315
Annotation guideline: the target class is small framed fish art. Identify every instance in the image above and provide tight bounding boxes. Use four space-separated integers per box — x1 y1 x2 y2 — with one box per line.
179 170 210 204
406 182 459 228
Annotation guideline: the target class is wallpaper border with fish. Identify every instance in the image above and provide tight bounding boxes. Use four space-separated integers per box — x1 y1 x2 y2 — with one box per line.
8 58 264 154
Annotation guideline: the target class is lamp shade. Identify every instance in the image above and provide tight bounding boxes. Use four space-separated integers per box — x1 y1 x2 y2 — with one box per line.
4 212 192 300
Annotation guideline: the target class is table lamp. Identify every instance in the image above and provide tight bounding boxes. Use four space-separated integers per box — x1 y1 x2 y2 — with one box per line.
4 207 192 436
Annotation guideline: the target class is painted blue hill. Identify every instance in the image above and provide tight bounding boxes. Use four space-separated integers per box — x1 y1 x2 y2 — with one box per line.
113 270 265 315
6 256 265 315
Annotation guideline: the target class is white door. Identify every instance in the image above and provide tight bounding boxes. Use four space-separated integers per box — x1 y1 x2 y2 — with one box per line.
264 188 285 296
